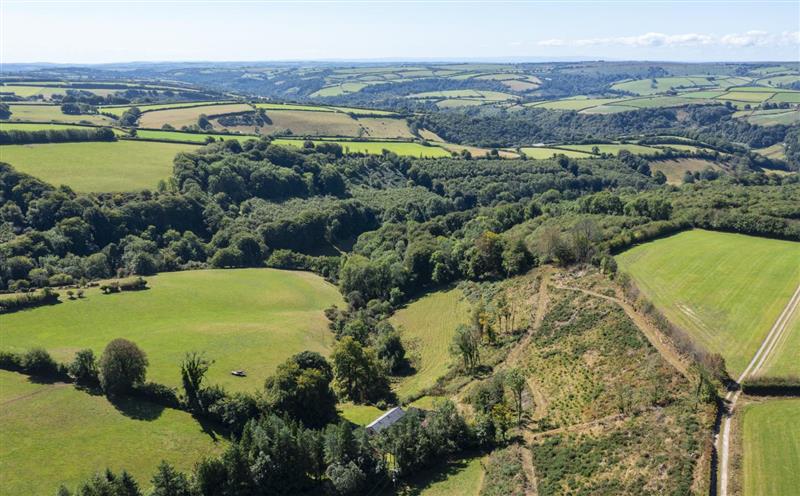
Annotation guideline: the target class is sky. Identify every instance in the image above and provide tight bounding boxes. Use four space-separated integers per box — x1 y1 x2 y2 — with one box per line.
1 0 799 64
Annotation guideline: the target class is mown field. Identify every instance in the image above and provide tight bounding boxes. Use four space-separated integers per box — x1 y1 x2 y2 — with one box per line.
138 103 252 128
0 269 343 392
520 147 590 159
381 455 485 496
616 230 800 376
760 303 800 378
741 399 800 496
0 370 225 495
0 140 196 192
134 129 256 143
271 138 451 157
389 288 471 400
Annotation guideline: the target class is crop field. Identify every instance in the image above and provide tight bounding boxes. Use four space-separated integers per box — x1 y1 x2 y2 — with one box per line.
101 101 231 117
138 103 252 128
649 158 721 184
616 230 800 376
389 288 471 400
0 370 225 495
561 143 662 156
7 104 117 125
520 147 591 159
271 138 451 157
741 399 800 496
0 269 342 393
0 141 196 192
382 456 485 496
134 129 257 143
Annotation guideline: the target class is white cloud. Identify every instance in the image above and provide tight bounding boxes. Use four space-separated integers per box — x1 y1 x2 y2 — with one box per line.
538 31 800 49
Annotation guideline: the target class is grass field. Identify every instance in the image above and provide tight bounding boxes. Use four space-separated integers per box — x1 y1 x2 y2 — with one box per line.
0 141 196 192
134 129 257 143
528 97 627 111
561 143 662 156
744 109 800 126
520 147 591 159
616 230 800 376
337 403 384 426
217 109 366 137
0 122 97 132
7 104 117 125
271 138 451 157
381 455 485 496
610 76 718 95
741 399 800 496
649 158 721 184
760 303 800 378
138 103 252 128
0 370 225 495
0 269 342 393
101 101 232 117
753 142 787 160
389 288 471 399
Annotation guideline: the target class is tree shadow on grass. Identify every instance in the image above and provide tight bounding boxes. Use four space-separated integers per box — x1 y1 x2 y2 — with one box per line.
109 395 165 421
194 415 229 443
390 455 477 495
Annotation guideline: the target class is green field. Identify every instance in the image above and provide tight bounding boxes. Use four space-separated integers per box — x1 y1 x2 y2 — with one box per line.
528 97 628 111
7 104 117 125
520 147 591 159
562 143 662 156
101 101 233 117
139 103 253 129
0 269 343 392
271 138 451 157
0 141 196 192
0 122 101 132
611 76 719 95
616 230 800 376
337 403 384 426
741 399 800 496
382 456 485 496
134 129 257 143
760 303 800 378
649 158 720 184
389 288 471 399
0 370 224 495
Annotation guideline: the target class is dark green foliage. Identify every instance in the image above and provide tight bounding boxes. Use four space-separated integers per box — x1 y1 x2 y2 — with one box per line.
69 349 99 386
99 338 148 395
264 352 338 428
150 462 192 496
331 336 392 404
0 127 115 145
179 351 212 413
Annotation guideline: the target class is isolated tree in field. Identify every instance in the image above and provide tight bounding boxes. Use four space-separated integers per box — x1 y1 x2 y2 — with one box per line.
180 351 213 412
99 338 148 395
505 367 526 425
451 324 481 373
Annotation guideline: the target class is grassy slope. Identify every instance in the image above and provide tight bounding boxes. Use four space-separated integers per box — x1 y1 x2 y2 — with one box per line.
520 147 590 159
649 158 720 184
381 456 485 496
0 141 196 192
138 103 253 128
616 230 800 376
7 104 117 125
742 399 800 496
0 269 343 393
0 370 225 495
272 138 451 158
389 288 471 400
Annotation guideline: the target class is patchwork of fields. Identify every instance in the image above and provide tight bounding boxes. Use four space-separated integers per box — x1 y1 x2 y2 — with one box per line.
616 230 800 377
0 269 343 392
0 370 225 495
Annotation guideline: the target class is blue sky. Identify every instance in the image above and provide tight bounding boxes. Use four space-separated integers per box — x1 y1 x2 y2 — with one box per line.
2 1 798 63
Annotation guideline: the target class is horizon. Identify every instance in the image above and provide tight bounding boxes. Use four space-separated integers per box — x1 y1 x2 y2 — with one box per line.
2 1 798 64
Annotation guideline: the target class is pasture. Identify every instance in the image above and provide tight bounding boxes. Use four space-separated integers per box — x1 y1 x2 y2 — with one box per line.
528 97 627 111
520 147 591 159
0 141 196 192
382 455 485 496
389 288 471 400
271 138 451 157
562 143 662 156
0 269 343 393
216 110 364 137
138 103 253 129
0 370 225 495
101 101 231 117
741 399 800 496
7 104 117 125
649 158 721 184
616 230 800 376
134 129 257 143
0 122 95 132
759 304 800 378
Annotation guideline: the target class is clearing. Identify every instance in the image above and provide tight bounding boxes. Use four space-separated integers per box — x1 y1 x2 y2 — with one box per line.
0 370 224 495
0 140 196 192
616 230 800 376
138 103 253 129
0 269 343 393
650 158 721 184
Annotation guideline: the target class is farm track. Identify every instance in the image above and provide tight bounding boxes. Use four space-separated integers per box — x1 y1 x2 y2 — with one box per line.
718 281 800 496
0 382 70 408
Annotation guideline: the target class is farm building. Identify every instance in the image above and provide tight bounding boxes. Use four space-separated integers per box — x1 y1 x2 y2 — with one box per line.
366 407 406 434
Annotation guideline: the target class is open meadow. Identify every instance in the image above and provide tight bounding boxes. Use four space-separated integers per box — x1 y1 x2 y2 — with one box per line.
389 288 471 400
649 158 722 184
0 370 225 495
138 103 253 129
0 140 196 192
0 269 343 393
616 230 800 377
759 303 800 378
741 399 800 496
7 104 117 125
272 138 451 157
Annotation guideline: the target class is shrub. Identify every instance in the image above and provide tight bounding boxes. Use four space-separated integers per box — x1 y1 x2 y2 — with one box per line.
21 348 60 376
68 349 99 386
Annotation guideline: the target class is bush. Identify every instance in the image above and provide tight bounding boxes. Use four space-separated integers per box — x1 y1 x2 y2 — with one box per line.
0 288 60 313
21 348 60 376
68 349 99 386
99 338 149 395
